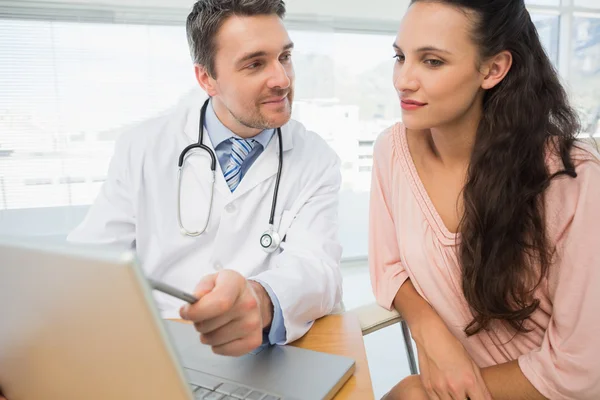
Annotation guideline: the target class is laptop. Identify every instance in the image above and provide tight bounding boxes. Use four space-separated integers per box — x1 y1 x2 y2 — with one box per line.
0 237 355 400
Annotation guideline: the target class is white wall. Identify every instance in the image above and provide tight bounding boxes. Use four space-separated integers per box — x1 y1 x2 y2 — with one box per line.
5 0 410 24
287 0 408 22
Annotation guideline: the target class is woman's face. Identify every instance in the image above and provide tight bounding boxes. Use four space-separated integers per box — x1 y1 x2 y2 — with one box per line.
393 2 486 130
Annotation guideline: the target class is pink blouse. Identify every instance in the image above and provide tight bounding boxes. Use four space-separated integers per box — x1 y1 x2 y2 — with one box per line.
369 123 600 399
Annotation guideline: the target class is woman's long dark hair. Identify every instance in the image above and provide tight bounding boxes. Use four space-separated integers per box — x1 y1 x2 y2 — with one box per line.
411 0 580 335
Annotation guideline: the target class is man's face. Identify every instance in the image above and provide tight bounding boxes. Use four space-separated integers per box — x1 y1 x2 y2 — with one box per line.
197 14 295 136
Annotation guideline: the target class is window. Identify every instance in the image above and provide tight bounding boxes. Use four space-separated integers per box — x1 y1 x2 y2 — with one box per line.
290 30 397 193
286 30 398 257
571 14 600 136
531 13 560 66
0 2 599 247
0 19 196 211
526 0 560 5
0 23 396 213
574 0 600 8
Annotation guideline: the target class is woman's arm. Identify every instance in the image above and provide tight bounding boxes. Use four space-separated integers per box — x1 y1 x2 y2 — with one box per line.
391 277 442 341
481 361 545 400
394 280 546 400
368 130 489 400
392 280 491 400
389 361 547 400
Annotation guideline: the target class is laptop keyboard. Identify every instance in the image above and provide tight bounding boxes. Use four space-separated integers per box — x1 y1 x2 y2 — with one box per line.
184 367 281 400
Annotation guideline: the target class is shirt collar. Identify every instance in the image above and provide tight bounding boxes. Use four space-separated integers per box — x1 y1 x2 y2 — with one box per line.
204 98 275 149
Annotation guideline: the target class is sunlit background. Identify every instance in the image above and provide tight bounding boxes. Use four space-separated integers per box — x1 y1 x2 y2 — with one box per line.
1 0 598 396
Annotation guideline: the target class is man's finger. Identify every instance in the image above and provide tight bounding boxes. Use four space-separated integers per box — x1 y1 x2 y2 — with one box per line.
191 287 256 332
182 275 243 321
193 273 218 298
211 333 263 357
182 290 235 321
193 311 236 334
179 274 218 319
200 315 261 347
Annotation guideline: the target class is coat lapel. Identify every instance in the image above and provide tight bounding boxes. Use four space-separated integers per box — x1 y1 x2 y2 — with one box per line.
182 104 232 197
230 124 294 200
183 102 296 200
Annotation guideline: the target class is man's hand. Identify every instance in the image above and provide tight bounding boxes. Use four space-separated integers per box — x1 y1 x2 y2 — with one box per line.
179 270 273 356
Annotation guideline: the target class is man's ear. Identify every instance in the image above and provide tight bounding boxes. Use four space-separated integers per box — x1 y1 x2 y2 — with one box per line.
195 64 218 97
481 50 512 90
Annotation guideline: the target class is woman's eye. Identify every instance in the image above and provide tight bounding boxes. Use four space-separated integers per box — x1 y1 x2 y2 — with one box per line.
425 59 444 67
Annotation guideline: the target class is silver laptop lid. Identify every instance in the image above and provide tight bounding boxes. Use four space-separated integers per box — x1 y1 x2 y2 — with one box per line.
0 237 356 400
0 237 192 400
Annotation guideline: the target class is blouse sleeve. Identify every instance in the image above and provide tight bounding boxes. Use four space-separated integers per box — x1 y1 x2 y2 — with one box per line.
518 157 600 399
369 127 410 310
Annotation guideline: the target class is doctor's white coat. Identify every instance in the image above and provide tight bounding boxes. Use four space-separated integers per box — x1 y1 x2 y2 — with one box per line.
68 92 343 343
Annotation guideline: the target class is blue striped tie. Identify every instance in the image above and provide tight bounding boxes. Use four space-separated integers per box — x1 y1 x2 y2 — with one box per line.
224 138 256 192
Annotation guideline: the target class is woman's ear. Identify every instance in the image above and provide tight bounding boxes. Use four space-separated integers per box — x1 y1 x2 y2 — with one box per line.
481 50 513 90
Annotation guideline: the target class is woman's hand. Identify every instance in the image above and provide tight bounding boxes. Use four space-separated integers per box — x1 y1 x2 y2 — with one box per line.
391 279 492 400
414 317 491 400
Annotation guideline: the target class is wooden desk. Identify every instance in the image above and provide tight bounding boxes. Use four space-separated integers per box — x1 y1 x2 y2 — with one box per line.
290 313 374 400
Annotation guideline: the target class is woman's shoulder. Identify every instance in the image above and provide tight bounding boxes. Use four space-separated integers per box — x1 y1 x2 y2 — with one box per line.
572 139 600 166
544 140 600 240
564 140 600 193
373 122 405 161
546 139 600 174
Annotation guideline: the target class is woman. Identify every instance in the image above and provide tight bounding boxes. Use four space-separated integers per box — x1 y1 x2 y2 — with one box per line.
369 1 600 399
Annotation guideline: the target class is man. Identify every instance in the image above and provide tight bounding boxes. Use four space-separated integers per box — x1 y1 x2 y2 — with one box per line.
67 0 343 358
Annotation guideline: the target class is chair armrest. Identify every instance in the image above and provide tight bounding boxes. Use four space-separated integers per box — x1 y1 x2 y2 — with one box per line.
350 302 403 335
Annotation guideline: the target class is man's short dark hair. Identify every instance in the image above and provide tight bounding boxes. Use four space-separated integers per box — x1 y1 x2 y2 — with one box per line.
186 0 286 78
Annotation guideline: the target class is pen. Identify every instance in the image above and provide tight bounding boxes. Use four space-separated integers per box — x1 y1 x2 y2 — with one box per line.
148 278 199 304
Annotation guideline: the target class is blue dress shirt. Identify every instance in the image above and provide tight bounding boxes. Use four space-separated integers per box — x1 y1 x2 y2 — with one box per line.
204 99 287 346
204 100 274 179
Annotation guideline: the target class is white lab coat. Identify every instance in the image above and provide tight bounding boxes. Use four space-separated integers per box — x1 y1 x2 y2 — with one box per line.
68 90 343 343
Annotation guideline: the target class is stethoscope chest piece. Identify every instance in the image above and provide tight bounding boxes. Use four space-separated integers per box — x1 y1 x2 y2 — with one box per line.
260 227 281 253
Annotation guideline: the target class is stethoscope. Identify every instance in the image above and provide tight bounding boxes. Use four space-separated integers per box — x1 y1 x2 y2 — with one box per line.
177 98 283 253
